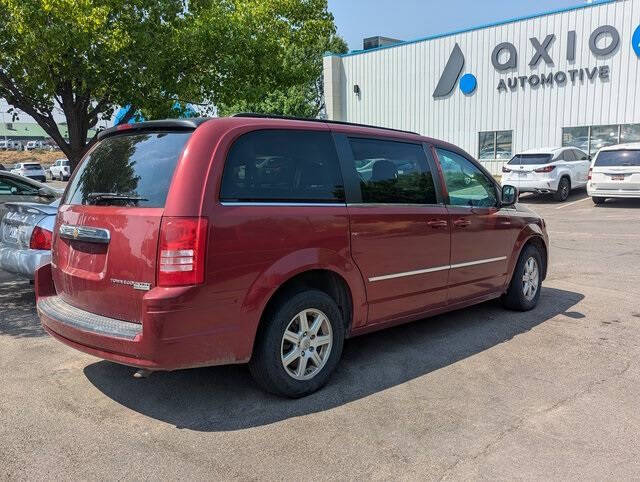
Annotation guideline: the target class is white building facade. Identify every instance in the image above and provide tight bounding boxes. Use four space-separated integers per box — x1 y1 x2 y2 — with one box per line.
324 0 640 173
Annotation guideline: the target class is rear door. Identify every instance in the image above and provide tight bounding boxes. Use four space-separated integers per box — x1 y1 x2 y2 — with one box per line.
435 148 519 302
591 149 640 191
335 134 450 325
52 130 193 322
573 149 591 185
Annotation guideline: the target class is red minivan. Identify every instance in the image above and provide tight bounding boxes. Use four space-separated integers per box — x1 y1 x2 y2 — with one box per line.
36 115 549 397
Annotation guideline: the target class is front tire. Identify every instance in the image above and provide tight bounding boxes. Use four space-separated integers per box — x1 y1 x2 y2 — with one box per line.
502 245 543 311
553 177 571 202
249 290 345 398
592 196 606 205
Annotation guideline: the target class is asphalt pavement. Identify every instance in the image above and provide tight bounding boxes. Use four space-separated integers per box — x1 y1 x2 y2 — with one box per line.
1 190 639 480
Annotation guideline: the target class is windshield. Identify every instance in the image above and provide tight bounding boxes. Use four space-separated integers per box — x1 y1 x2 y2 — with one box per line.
63 131 191 207
508 154 553 165
24 163 42 169
594 150 640 167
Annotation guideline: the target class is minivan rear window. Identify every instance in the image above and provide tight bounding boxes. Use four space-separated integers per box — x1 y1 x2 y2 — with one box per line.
63 131 191 207
508 154 553 165
221 130 344 203
594 150 640 167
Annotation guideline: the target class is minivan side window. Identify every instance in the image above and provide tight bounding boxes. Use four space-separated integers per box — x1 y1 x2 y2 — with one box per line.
348 138 437 204
436 148 498 207
220 130 344 203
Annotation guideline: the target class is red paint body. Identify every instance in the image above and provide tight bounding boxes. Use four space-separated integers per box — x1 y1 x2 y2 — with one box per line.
36 117 549 370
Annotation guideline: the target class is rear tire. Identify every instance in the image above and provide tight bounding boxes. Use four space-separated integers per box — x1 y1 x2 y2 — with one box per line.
502 244 542 311
553 177 571 202
592 196 606 205
249 290 345 398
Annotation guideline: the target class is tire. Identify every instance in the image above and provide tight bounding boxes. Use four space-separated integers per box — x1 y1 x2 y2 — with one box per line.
249 289 345 398
501 244 543 311
553 177 571 202
592 196 606 205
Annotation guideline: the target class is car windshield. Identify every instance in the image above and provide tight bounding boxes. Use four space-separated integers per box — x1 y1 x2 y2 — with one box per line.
24 163 42 169
508 154 553 165
594 150 640 167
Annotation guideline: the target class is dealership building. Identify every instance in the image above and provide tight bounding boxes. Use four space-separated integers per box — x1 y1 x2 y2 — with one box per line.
323 0 640 173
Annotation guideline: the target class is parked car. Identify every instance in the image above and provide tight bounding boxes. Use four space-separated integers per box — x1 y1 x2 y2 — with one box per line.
11 162 47 182
0 170 60 219
35 116 549 398
501 147 590 202
0 199 59 279
49 159 70 181
25 140 45 151
588 143 640 204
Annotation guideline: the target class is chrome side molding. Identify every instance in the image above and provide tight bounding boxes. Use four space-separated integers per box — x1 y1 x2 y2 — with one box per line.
59 224 111 244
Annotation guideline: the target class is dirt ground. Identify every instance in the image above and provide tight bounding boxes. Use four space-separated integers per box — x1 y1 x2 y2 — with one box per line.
0 150 65 168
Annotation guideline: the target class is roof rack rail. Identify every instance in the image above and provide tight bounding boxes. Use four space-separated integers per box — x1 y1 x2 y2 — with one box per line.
232 113 419 136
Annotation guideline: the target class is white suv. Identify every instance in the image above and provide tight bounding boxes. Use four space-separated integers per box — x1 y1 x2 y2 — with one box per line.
10 162 47 182
588 143 640 204
501 147 590 202
49 159 70 181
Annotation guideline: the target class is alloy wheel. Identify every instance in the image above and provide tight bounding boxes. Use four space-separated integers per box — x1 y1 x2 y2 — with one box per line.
280 308 333 381
522 257 539 301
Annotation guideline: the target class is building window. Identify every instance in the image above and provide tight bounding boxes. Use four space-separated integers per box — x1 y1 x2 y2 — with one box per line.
563 124 640 156
621 124 640 143
478 131 512 160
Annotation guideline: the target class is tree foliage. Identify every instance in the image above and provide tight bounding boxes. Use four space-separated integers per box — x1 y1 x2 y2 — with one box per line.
0 0 345 168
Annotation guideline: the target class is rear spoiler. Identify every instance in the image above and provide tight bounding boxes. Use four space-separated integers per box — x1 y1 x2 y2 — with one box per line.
3 201 59 216
97 118 212 141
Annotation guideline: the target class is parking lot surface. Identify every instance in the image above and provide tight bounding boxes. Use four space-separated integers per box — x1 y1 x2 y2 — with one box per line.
1 191 639 480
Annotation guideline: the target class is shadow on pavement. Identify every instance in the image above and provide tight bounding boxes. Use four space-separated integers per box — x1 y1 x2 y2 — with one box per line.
518 189 588 205
593 198 640 208
85 287 584 432
0 272 45 338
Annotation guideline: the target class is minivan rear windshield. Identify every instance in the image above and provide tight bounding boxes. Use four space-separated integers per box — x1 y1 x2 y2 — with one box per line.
594 150 640 167
63 131 191 207
508 154 553 165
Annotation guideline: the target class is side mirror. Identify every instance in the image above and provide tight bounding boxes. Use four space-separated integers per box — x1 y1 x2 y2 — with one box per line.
501 185 519 207
38 187 55 198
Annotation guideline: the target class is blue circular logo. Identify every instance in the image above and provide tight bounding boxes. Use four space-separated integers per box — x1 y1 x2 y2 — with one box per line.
459 73 477 95
633 25 640 58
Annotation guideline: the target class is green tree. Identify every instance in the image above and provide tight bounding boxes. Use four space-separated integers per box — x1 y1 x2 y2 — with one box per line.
0 0 345 169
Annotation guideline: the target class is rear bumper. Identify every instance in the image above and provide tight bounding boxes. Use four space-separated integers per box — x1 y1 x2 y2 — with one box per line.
35 263 251 370
502 177 560 193
0 245 50 279
588 185 640 198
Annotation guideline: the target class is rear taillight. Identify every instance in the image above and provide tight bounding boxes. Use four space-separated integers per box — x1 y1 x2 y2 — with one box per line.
30 226 52 250
588 168 592 180
534 165 556 173
502 166 511 173
158 217 208 287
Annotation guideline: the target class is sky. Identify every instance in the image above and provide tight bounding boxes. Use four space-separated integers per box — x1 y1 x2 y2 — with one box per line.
327 0 593 52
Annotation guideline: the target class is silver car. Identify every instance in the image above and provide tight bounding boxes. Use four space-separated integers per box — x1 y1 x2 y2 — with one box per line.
0 199 59 279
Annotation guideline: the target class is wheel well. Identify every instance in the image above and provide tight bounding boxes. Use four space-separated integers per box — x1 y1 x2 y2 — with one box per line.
524 236 548 280
256 270 353 339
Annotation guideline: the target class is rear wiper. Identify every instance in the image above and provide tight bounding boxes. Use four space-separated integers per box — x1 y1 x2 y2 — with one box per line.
86 192 148 204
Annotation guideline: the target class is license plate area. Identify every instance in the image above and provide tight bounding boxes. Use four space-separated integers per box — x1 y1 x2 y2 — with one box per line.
611 174 625 181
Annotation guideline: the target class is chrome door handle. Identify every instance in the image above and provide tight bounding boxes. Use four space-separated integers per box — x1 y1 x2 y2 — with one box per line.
453 219 471 228
427 219 448 229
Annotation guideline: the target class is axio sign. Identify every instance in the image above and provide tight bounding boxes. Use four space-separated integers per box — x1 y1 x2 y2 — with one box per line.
434 24 631 99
